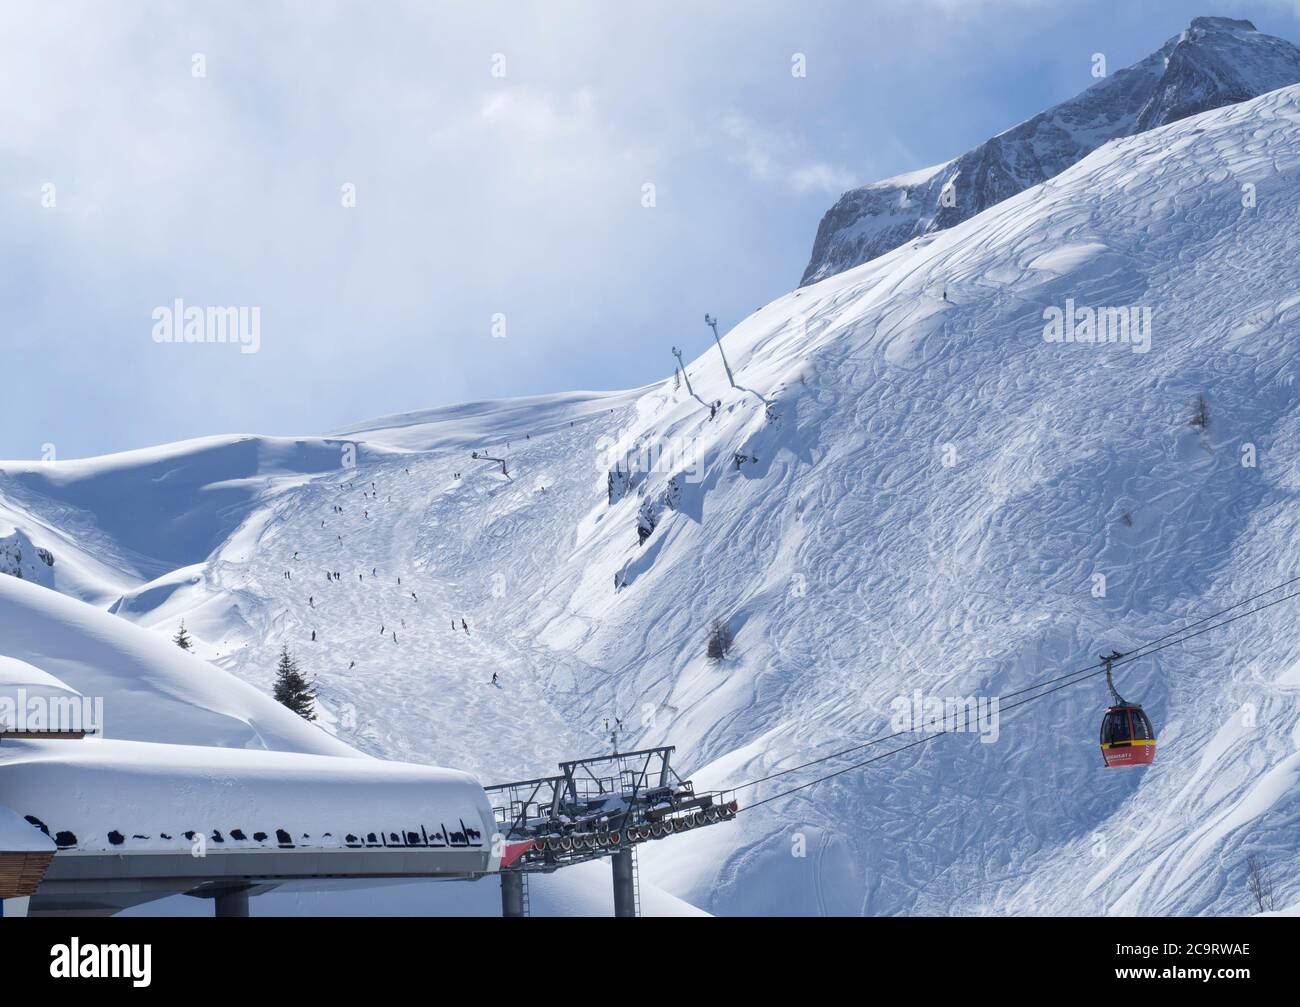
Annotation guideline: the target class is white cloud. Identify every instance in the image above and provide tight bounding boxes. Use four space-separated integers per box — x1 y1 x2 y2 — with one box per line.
3 0 1252 459
480 88 598 135
720 115 856 195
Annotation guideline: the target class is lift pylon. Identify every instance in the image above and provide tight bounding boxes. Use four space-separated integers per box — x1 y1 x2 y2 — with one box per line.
486 746 737 877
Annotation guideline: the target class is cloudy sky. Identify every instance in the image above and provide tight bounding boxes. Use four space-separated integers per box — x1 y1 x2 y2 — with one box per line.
4 0 1299 458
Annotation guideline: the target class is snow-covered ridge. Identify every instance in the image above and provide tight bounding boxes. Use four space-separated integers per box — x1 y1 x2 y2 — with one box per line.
0 573 358 754
800 16 1300 285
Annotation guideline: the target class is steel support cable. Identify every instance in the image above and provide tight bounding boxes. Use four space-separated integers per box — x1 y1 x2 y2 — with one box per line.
728 580 1300 805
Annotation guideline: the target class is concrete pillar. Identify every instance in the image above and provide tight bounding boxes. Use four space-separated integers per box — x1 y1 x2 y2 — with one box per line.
500 871 525 917
214 888 250 918
611 849 636 917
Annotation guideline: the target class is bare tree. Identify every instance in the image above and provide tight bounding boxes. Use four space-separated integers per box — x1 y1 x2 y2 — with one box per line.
1246 854 1277 913
707 617 734 661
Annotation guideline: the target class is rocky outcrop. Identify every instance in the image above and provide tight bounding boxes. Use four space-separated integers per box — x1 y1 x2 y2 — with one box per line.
0 530 55 587
801 18 1300 286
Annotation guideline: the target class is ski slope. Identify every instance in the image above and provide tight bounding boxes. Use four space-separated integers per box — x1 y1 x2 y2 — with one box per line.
4 83 1300 915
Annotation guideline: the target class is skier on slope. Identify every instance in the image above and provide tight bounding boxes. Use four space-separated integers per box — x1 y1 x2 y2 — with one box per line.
491 672 498 686
462 619 469 634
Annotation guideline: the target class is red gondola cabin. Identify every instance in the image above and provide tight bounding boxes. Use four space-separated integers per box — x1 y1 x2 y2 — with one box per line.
1099 704 1156 768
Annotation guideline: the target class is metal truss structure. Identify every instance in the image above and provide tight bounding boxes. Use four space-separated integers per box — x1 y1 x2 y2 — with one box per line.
485 746 738 875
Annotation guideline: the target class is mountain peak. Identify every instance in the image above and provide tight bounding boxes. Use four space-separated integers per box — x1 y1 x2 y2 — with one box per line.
800 17 1300 286
1187 16 1256 33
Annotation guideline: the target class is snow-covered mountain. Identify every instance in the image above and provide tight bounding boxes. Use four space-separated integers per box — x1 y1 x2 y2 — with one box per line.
4 77 1300 916
800 16 1300 286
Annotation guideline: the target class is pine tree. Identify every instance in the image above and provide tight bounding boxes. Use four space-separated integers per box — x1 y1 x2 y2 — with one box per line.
273 645 317 721
173 620 193 651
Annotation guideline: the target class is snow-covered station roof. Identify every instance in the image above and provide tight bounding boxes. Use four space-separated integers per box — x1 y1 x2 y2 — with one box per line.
2 737 495 856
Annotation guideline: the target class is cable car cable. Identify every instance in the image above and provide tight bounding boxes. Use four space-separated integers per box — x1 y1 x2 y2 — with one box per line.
732 576 1300 794
742 587 1300 808
729 578 1300 805
999 571 1300 702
